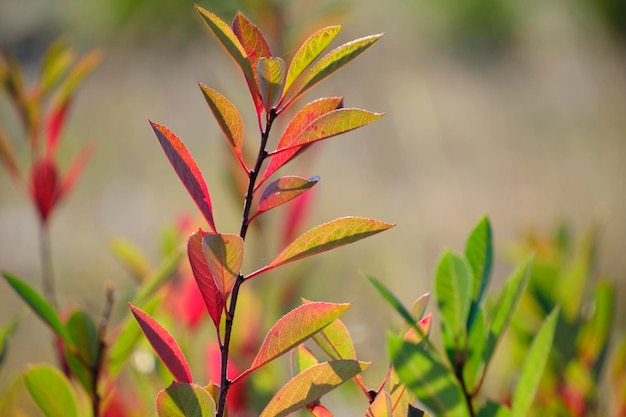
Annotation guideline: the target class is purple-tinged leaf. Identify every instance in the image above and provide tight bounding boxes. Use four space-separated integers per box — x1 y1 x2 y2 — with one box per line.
248 217 394 279
259 360 369 417
129 303 192 383
283 26 342 98
258 97 343 188
253 176 319 220
234 302 349 382
366 391 393 417
24 364 79 417
188 230 224 329
271 108 383 155
202 233 244 299
258 57 286 112
156 382 216 417
198 83 246 170
150 121 216 232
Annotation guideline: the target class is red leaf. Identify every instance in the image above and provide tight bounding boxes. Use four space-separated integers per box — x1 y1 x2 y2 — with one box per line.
202 233 245 299
29 156 59 223
129 304 192 383
46 99 70 157
150 121 216 232
187 230 224 329
252 176 319 221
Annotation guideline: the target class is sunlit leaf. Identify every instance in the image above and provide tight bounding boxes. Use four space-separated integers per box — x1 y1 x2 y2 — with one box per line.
402 314 432 345
24 364 78 417
292 34 383 101
465 216 492 329
50 49 102 107
249 217 393 279
198 84 246 169
156 382 216 417
258 57 286 112
129 304 192 383
291 344 319 375
272 108 383 154
150 121 216 231
283 26 342 97
511 308 559 417
462 306 486 393
390 369 413 417
366 391 393 417
195 6 258 98
1 273 72 346
39 38 74 95
202 233 244 298
260 360 369 417
254 176 319 219
307 403 334 417
188 230 224 329
313 316 356 361
108 236 152 281
236 302 350 381
259 97 343 187
388 334 469 417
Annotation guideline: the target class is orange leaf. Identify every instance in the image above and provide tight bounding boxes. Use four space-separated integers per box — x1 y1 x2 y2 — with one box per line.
202 233 244 299
253 176 319 220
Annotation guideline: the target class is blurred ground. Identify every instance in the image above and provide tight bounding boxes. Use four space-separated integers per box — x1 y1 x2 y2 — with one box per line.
1 0 625 409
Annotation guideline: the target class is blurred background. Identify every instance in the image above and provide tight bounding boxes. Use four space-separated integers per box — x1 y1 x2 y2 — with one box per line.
1 0 625 411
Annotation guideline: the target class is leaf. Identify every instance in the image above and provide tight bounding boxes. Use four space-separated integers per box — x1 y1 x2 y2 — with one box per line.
195 6 258 98
259 360 369 417
24 364 79 417
1 273 72 346
0 120 21 182
254 176 319 219
156 382 216 417
272 108 383 154
462 306 487 393
133 246 184 305
129 304 192 383
388 334 469 417
464 216 493 329
0 314 21 367
578 281 614 363
39 38 74 95
308 403 334 417
258 57 286 112
292 34 383 101
198 84 246 170
236 302 350 381
312 316 357 361
108 236 152 281
202 233 244 298
291 344 319 375
188 230 224 329
65 310 99 367
259 97 343 187
249 217 394 279
283 26 342 97
50 49 102 108
150 121 216 231
58 143 94 200
366 391 393 417
402 314 432 345
511 307 559 417
476 402 513 417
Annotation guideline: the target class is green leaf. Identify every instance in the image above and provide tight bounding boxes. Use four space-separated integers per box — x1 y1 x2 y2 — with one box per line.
254 176 319 219
433 251 474 352
236 302 350 381
293 34 383 101
198 84 246 169
249 217 394 278
388 334 470 417
48 48 102 108
366 391 393 417
108 236 152 281
462 305 487 393
40 38 74 96
313 316 356 361
272 108 383 154
577 281 614 363
511 307 559 417
283 25 342 97
1 273 72 346
0 314 21 367
202 233 244 298
66 310 99 366
260 360 369 417
464 216 492 329
291 344 319 375
476 402 512 417
24 364 79 417
258 57 286 111
156 382 216 417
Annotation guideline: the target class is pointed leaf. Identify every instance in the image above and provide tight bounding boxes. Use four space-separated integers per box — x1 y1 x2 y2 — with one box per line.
0 124 20 182
239 302 350 379
108 236 152 281
202 233 244 298
129 303 192 383
198 84 245 169
50 49 102 107
388 334 469 417
39 38 74 95
1 273 72 346
293 34 383 101
249 217 394 278
291 344 319 375
58 143 93 199
272 108 383 154
260 360 369 417
188 230 224 329
255 176 319 219
260 97 343 186
24 365 78 417
511 308 559 417
150 121 216 231
313 316 357 361
156 382 216 417
366 391 393 417
465 216 493 329
402 314 432 345
258 57 286 111
284 26 342 96
195 6 258 98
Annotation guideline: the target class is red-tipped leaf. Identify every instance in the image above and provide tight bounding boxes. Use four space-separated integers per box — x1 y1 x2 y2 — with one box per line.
150 121 216 231
202 233 244 298
129 304 192 383
188 230 224 329
253 176 319 220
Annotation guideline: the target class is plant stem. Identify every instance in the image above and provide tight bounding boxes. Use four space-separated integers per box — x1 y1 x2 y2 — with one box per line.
454 357 475 417
91 285 114 417
39 220 58 309
216 109 277 417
